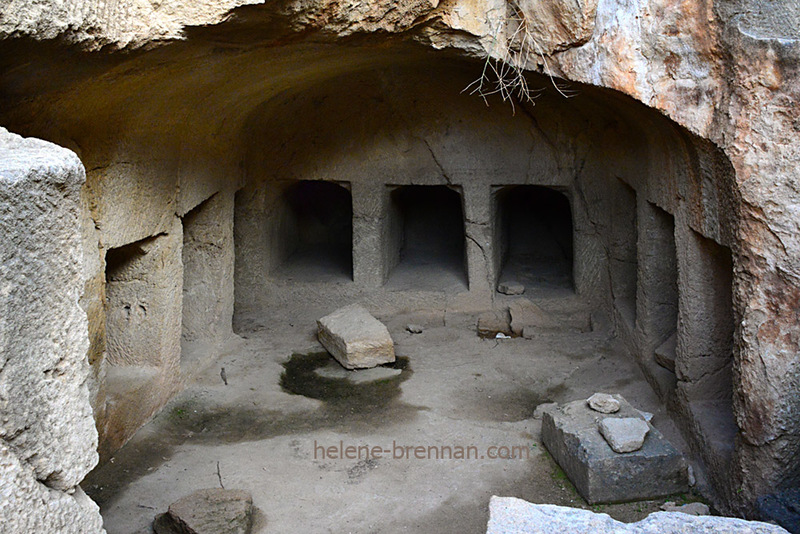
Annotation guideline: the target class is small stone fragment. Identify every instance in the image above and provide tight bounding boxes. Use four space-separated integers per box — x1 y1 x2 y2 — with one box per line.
153 488 253 534
495 332 511 339
660 501 710 516
599 417 650 453
317 304 395 369
498 281 525 295
533 402 558 420
587 393 621 414
406 324 423 334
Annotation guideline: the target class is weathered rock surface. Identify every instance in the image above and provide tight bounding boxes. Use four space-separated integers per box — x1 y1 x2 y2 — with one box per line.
486 497 790 534
0 128 104 532
587 393 621 414
757 489 800 534
317 305 395 369
542 396 688 503
0 442 105 534
153 488 254 534
599 417 650 453
0 0 798 518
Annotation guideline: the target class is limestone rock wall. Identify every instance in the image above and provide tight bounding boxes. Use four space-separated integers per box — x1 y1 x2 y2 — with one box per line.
0 128 104 532
0 0 798 519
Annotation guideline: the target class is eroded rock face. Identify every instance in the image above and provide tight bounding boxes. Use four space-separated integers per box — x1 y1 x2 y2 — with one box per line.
0 128 104 531
0 0 798 521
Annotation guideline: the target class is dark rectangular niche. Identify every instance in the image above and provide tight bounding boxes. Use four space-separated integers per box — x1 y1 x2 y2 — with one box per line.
275 180 353 282
385 185 468 291
494 185 574 296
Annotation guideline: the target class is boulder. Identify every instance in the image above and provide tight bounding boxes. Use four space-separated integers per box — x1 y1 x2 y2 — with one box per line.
599 417 650 453
313 360 402 383
153 488 254 534
317 304 395 369
486 497 789 534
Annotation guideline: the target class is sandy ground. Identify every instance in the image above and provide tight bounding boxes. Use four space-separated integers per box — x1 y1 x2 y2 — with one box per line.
85 290 704 533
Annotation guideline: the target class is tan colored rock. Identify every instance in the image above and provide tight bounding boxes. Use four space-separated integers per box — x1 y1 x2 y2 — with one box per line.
317 305 395 369
0 128 104 532
587 393 621 414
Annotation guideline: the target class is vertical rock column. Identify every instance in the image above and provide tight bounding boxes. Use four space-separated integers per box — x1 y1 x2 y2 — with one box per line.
0 128 105 533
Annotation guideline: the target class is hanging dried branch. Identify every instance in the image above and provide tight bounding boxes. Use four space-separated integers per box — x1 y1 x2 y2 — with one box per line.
464 0 577 112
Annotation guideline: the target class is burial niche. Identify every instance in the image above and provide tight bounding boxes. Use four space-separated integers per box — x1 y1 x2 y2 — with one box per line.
276 180 353 282
494 185 573 296
386 185 467 290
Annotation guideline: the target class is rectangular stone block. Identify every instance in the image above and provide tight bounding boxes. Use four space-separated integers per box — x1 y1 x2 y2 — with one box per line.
541 396 689 504
317 304 395 369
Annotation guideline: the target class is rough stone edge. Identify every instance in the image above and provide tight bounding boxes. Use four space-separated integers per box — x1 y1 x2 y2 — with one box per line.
0 127 105 533
487 496 790 533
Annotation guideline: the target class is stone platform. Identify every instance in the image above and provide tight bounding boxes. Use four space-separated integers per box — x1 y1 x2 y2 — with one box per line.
541 396 689 504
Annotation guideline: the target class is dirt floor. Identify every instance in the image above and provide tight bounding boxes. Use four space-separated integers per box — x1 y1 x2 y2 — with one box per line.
85 291 706 533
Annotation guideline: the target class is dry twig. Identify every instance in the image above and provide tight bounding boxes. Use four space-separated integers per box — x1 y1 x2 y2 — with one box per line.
464 0 577 112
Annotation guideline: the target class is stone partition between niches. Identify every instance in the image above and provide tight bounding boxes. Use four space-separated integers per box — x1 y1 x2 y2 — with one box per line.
0 127 105 533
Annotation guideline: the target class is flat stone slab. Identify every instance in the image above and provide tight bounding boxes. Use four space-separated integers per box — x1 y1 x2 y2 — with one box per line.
599 417 650 453
313 359 402 383
541 396 689 504
154 488 253 534
317 304 395 369
486 497 789 534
